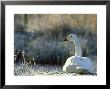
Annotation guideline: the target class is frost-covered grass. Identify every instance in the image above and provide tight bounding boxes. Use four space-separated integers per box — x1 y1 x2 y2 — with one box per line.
14 64 96 76
14 31 97 66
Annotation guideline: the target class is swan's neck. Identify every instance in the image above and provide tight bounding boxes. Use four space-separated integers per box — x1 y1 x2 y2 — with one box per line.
73 36 82 56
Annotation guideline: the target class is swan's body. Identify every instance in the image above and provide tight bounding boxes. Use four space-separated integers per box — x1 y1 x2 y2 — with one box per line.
63 34 94 74
63 56 93 73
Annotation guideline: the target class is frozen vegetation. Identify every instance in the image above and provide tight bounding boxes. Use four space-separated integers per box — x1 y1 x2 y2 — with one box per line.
14 64 96 76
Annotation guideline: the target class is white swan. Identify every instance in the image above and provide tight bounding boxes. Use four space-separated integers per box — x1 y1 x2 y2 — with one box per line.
63 34 94 74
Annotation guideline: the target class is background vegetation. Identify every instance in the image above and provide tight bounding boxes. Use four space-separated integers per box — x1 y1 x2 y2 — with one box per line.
14 14 97 67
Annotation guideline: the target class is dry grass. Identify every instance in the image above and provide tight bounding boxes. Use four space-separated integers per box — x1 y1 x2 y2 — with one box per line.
15 14 97 32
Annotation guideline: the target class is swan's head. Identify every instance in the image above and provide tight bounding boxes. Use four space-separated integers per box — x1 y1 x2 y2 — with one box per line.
64 34 77 42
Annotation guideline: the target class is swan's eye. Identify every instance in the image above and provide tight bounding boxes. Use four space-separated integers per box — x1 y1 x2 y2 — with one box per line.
70 36 72 37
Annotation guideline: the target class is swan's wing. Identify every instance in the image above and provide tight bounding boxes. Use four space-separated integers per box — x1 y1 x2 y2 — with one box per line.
74 57 93 71
63 56 94 73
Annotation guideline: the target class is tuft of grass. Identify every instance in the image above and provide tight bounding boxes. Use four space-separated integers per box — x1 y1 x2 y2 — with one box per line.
14 64 34 76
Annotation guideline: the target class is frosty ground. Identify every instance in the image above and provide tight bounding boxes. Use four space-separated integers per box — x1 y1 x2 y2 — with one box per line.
14 64 96 76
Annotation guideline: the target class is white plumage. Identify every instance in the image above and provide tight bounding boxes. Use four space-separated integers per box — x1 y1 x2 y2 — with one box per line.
63 34 94 74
